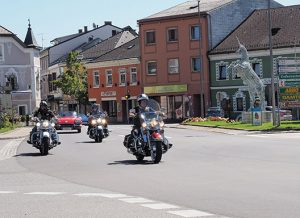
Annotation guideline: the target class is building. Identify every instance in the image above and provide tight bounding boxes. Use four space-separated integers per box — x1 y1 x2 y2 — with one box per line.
138 0 282 120
209 5 300 119
86 37 141 122
0 22 41 116
44 22 125 112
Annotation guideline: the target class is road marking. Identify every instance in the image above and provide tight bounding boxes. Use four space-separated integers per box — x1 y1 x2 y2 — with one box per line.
141 203 179 210
0 139 24 161
74 193 129 198
118 135 125 137
165 136 172 139
98 193 129 198
24 192 65 195
0 191 17 194
168 209 214 217
119 197 154 203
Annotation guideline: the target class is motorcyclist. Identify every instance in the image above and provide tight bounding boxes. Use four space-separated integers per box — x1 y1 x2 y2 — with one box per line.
27 101 58 144
87 104 108 136
129 94 172 148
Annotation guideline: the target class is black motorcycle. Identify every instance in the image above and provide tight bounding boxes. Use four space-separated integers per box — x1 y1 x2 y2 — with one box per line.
31 118 59 156
88 115 109 143
123 100 172 164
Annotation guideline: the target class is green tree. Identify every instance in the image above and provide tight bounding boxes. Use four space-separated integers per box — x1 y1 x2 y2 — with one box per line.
54 51 88 112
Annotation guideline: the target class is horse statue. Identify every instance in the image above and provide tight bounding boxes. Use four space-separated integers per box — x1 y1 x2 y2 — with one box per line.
228 38 265 110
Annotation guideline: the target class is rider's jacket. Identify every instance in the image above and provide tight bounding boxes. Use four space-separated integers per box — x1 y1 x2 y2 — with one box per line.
33 108 55 121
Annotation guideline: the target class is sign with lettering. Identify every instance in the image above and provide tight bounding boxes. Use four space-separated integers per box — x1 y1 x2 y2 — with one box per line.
101 91 116 97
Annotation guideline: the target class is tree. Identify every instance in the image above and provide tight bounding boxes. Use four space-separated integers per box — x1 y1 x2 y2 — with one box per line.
54 51 88 113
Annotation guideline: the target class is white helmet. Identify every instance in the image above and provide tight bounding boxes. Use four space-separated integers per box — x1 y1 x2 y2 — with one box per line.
137 94 149 102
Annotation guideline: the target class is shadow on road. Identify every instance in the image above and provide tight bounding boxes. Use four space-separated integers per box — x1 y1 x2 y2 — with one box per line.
108 160 155 165
57 131 81 135
14 153 53 157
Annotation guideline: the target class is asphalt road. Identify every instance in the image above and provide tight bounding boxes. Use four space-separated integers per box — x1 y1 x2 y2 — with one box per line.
1 125 300 218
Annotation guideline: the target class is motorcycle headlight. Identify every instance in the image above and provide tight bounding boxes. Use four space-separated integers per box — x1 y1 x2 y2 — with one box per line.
142 122 147 128
159 121 165 128
42 121 49 128
91 119 97 125
36 122 41 127
51 122 55 128
97 118 102 124
150 119 158 127
101 119 107 125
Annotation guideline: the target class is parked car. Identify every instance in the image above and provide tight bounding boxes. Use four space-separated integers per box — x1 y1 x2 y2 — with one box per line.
206 107 224 117
55 111 82 133
265 106 292 121
78 113 89 125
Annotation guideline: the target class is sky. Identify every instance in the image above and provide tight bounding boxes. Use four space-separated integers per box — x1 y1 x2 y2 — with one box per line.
0 0 298 48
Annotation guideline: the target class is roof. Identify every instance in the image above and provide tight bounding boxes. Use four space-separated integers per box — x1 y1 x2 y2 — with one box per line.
24 23 39 48
210 5 300 55
50 33 81 45
92 37 139 63
80 30 137 60
138 0 234 22
0 26 13 35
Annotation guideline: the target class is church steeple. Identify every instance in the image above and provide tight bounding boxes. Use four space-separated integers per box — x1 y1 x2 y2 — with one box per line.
24 19 39 48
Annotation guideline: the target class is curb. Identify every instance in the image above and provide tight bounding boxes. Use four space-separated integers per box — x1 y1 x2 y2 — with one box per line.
0 135 28 140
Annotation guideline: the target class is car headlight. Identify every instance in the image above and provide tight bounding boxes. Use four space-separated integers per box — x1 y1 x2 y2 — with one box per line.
159 121 165 128
91 119 97 125
142 122 147 128
42 121 49 128
150 119 158 127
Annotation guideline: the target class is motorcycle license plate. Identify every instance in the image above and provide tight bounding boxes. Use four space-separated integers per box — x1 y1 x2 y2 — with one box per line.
43 132 50 137
63 127 72 130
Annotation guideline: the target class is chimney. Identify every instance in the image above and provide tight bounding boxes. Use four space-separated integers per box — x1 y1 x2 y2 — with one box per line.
104 21 112 25
84 26 88 32
78 29 83 33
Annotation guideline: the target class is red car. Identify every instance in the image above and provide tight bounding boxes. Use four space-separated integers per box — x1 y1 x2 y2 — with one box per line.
55 111 82 133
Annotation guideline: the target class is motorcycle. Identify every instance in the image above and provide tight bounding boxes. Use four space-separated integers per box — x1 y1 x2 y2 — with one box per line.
88 115 109 143
123 100 172 164
31 118 60 156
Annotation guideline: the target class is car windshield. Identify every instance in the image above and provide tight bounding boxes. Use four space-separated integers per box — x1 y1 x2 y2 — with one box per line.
59 111 77 117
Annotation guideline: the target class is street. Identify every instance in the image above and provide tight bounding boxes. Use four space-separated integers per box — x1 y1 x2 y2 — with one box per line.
1 125 300 218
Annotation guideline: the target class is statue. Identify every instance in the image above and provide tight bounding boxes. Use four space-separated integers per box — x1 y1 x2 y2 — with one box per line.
228 38 266 111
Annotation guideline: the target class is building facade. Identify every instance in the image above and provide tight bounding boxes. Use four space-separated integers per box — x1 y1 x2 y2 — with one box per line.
0 23 41 116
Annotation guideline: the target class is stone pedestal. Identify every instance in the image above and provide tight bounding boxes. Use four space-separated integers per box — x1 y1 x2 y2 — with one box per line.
241 111 273 124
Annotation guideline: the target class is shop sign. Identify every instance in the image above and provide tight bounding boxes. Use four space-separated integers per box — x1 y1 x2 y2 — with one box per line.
101 91 116 97
144 84 187 94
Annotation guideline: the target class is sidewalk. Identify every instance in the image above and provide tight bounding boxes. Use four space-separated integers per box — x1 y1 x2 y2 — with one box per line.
0 126 31 140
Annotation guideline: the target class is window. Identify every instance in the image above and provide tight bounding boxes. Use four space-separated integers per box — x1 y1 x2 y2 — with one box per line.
52 72 57 91
48 74 53 92
168 58 179 74
93 71 100 87
168 28 178 42
18 105 26 116
112 30 117 36
218 66 227 80
191 57 201 72
146 31 156 44
119 69 126 86
106 70 112 86
252 63 261 77
236 98 244 111
0 44 4 61
130 67 137 85
190 25 201 40
147 61 157 75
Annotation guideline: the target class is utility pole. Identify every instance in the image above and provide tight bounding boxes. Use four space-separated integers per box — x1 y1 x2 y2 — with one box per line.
268 0 277 126
198 0 205 118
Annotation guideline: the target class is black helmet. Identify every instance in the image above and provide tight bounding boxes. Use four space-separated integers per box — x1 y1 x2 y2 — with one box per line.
40 101 48 107
137 94 149 102
91 104 98 112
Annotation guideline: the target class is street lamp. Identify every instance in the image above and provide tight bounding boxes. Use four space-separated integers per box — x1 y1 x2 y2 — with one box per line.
198 0 205 118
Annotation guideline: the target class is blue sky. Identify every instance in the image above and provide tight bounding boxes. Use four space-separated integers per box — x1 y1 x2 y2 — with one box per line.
0 0 298 48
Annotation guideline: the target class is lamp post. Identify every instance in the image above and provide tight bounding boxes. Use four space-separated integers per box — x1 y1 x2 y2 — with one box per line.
268 0 277 126
198 0 205 118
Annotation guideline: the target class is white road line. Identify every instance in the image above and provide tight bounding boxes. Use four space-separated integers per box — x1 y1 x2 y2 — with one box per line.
118 135 125 137
74 193 129 198
119 197 154 203
168 210 214 217
0 139 24 161
165 136 172 139
98 193 129 198
247 135 268 138
24 192 65 195
0 191 17 194
141 203 180 210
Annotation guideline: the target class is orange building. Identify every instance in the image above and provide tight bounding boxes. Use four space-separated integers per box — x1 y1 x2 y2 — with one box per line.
138 10 210 120
86 38 141 122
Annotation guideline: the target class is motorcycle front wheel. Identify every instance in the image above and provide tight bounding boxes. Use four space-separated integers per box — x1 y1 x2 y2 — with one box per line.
136 155 144 161
40 137 49 156
151 141 162 164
